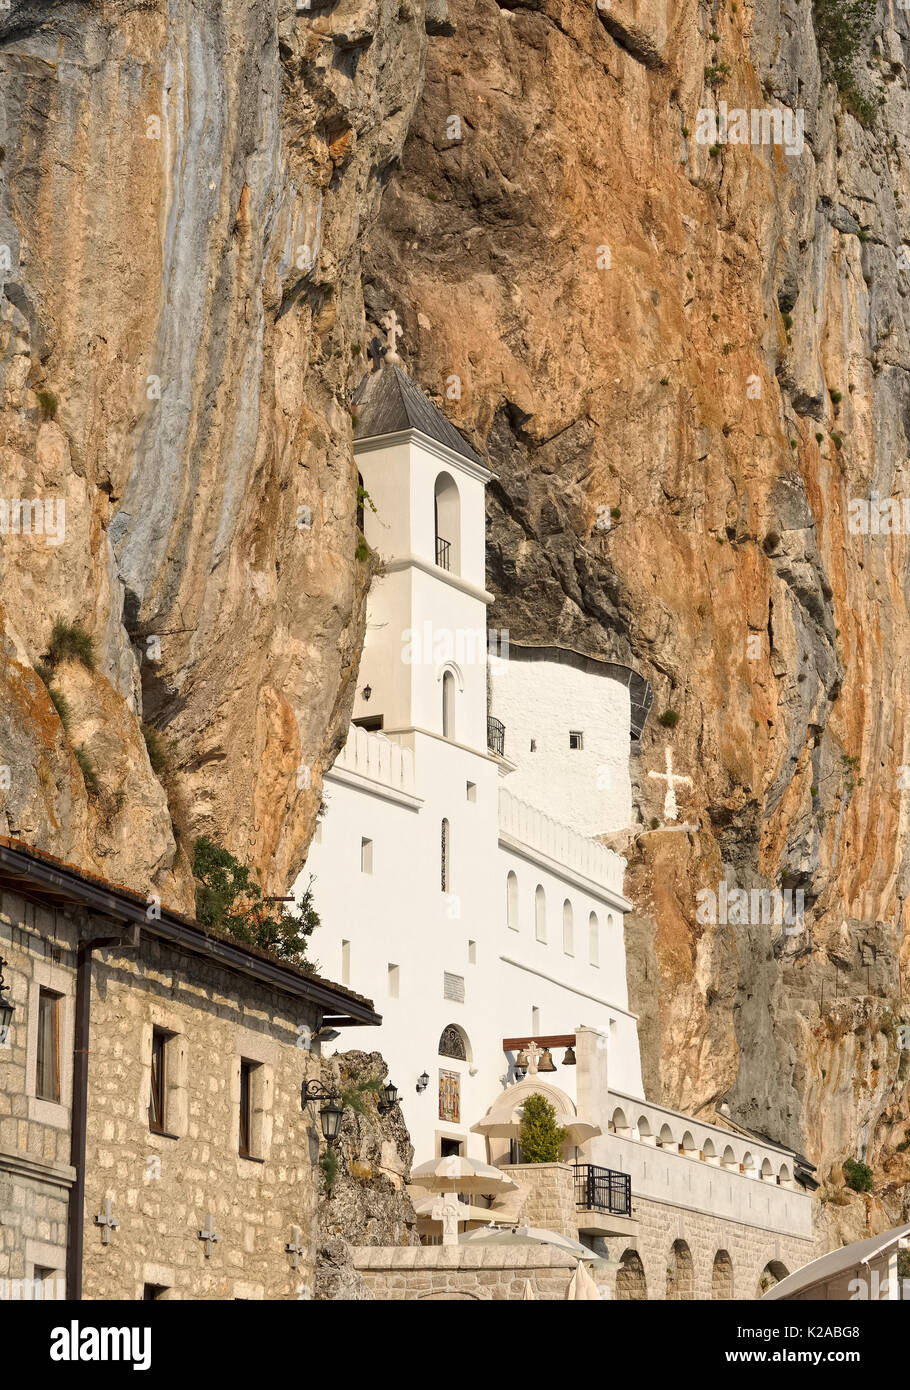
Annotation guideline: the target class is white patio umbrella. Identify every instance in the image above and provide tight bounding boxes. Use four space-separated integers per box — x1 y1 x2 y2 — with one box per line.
471 1112 602 1146
566 1259 603 1300
410 1156 520 1197
459 1224 597 1261
520 1279 537 1300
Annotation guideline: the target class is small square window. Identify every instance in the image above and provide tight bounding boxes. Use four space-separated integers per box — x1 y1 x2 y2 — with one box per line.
530 739 537 752
466 781 476 801
360 837 373 873
569 731 584 750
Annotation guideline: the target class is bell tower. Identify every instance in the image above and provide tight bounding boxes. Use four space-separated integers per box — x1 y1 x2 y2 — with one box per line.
349 340 493 755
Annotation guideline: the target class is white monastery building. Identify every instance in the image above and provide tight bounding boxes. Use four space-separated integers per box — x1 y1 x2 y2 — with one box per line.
294 354 822 1298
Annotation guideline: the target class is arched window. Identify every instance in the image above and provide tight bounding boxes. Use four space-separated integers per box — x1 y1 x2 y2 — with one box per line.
442 669 455 739
534 885 546 943
562 900 574 955
438 1025 468 1061
589 912 599 966
506 872 519 930
440 819 450 893
434 472 461 573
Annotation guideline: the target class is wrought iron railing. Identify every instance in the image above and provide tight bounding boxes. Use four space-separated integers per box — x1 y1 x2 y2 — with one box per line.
574 1163 631 1217
435 535 451 570
487 715 505 757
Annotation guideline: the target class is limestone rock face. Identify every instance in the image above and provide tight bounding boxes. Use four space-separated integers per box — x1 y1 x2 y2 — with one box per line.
0 0 424 906
365 0 910 1225
314 1050 417 1300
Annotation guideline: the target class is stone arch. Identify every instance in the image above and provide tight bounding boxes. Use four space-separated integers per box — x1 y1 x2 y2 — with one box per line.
419 1291 479 1299
434 470 461 572
712 1249 734 1300
778 1162 794 1189
611 1107 630 1137
742 1151 756 1178
721 1144 738 1170
757 1260 790 1297
760 1157 775 1183
658 1123 676 1149
667 1239 695 1300
615 1249 647 1301
442 669 456 739
703 1136 718 1164
637 1115 654 1144
680 1129 698 1157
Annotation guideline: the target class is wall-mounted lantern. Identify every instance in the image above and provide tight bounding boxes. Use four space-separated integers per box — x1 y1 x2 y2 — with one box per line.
416 1072 430 1094
0 957 14 1040
377 1080 399 1115
302 1080 344 1145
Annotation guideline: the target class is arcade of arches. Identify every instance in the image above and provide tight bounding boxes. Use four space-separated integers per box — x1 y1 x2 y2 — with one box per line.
609 1199 806 1301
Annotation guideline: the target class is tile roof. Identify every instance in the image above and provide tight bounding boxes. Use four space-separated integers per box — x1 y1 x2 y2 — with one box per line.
353 364 484 466
0 835 377 1018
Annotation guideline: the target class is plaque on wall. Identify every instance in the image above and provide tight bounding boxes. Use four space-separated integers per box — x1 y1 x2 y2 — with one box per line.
438 1068 460 1123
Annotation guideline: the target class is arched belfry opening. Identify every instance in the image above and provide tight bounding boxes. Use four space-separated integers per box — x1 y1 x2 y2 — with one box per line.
434 471 460 574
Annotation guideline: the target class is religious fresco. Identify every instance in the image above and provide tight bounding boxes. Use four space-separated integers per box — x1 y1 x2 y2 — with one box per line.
438 1069 460 1123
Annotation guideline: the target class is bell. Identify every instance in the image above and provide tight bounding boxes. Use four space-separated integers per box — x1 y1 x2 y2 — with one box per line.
537 1048 556 1072
562 1046 576 1066
515 1049 528 1069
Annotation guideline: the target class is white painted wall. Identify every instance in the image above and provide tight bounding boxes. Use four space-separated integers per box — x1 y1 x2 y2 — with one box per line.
490 651 633 836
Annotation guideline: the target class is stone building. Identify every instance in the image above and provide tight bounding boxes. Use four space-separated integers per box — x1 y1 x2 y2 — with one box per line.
0 836 379 1300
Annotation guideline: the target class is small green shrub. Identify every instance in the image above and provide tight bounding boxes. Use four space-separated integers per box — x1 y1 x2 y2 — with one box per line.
843 1157 873 1192
829 389 843 404
45 618 96 671
355 539 370 562
658 710 680 728
35 389 57 421
141 723 170 777
319 1147 339 1194
192 835 318 963
812 0 878 125
517 1093 568 1164
75 745 100 796
704 62 731 86
47 685 73 734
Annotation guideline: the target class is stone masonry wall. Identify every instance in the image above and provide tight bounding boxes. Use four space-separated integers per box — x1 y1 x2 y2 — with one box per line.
0 889 78 1293
353 1245 587 1300
604 1193 822 1301
82 934 325 1300
503 1161 579 1237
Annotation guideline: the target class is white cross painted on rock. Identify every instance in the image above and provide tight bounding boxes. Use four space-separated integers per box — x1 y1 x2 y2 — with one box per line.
381 310 403 364
648 748 692 822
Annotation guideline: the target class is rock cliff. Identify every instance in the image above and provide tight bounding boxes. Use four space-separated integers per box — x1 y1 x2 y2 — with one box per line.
2 0 909 1236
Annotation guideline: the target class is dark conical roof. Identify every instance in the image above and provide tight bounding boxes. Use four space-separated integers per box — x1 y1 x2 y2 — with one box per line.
353 364 483 466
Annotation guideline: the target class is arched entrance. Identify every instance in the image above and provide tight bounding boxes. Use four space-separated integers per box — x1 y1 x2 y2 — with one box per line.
667 1239 695 1300
712 1249 734 1300
615 1249 647 1300
757 1259 790 1296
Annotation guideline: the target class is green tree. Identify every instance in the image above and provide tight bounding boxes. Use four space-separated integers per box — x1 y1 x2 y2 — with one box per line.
843 1157 873 1193
517 1093 568 1164
192 835 318 965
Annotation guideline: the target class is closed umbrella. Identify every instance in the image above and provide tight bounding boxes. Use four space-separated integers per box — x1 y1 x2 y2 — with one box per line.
566 1259 602 1300
521 1279 537 1300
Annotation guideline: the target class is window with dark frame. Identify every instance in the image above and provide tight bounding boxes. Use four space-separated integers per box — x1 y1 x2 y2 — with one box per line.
148 1028 168 1133
36 988 61 1103
569 730 584 750
239 1058 257 1158
143 1284 168 1301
